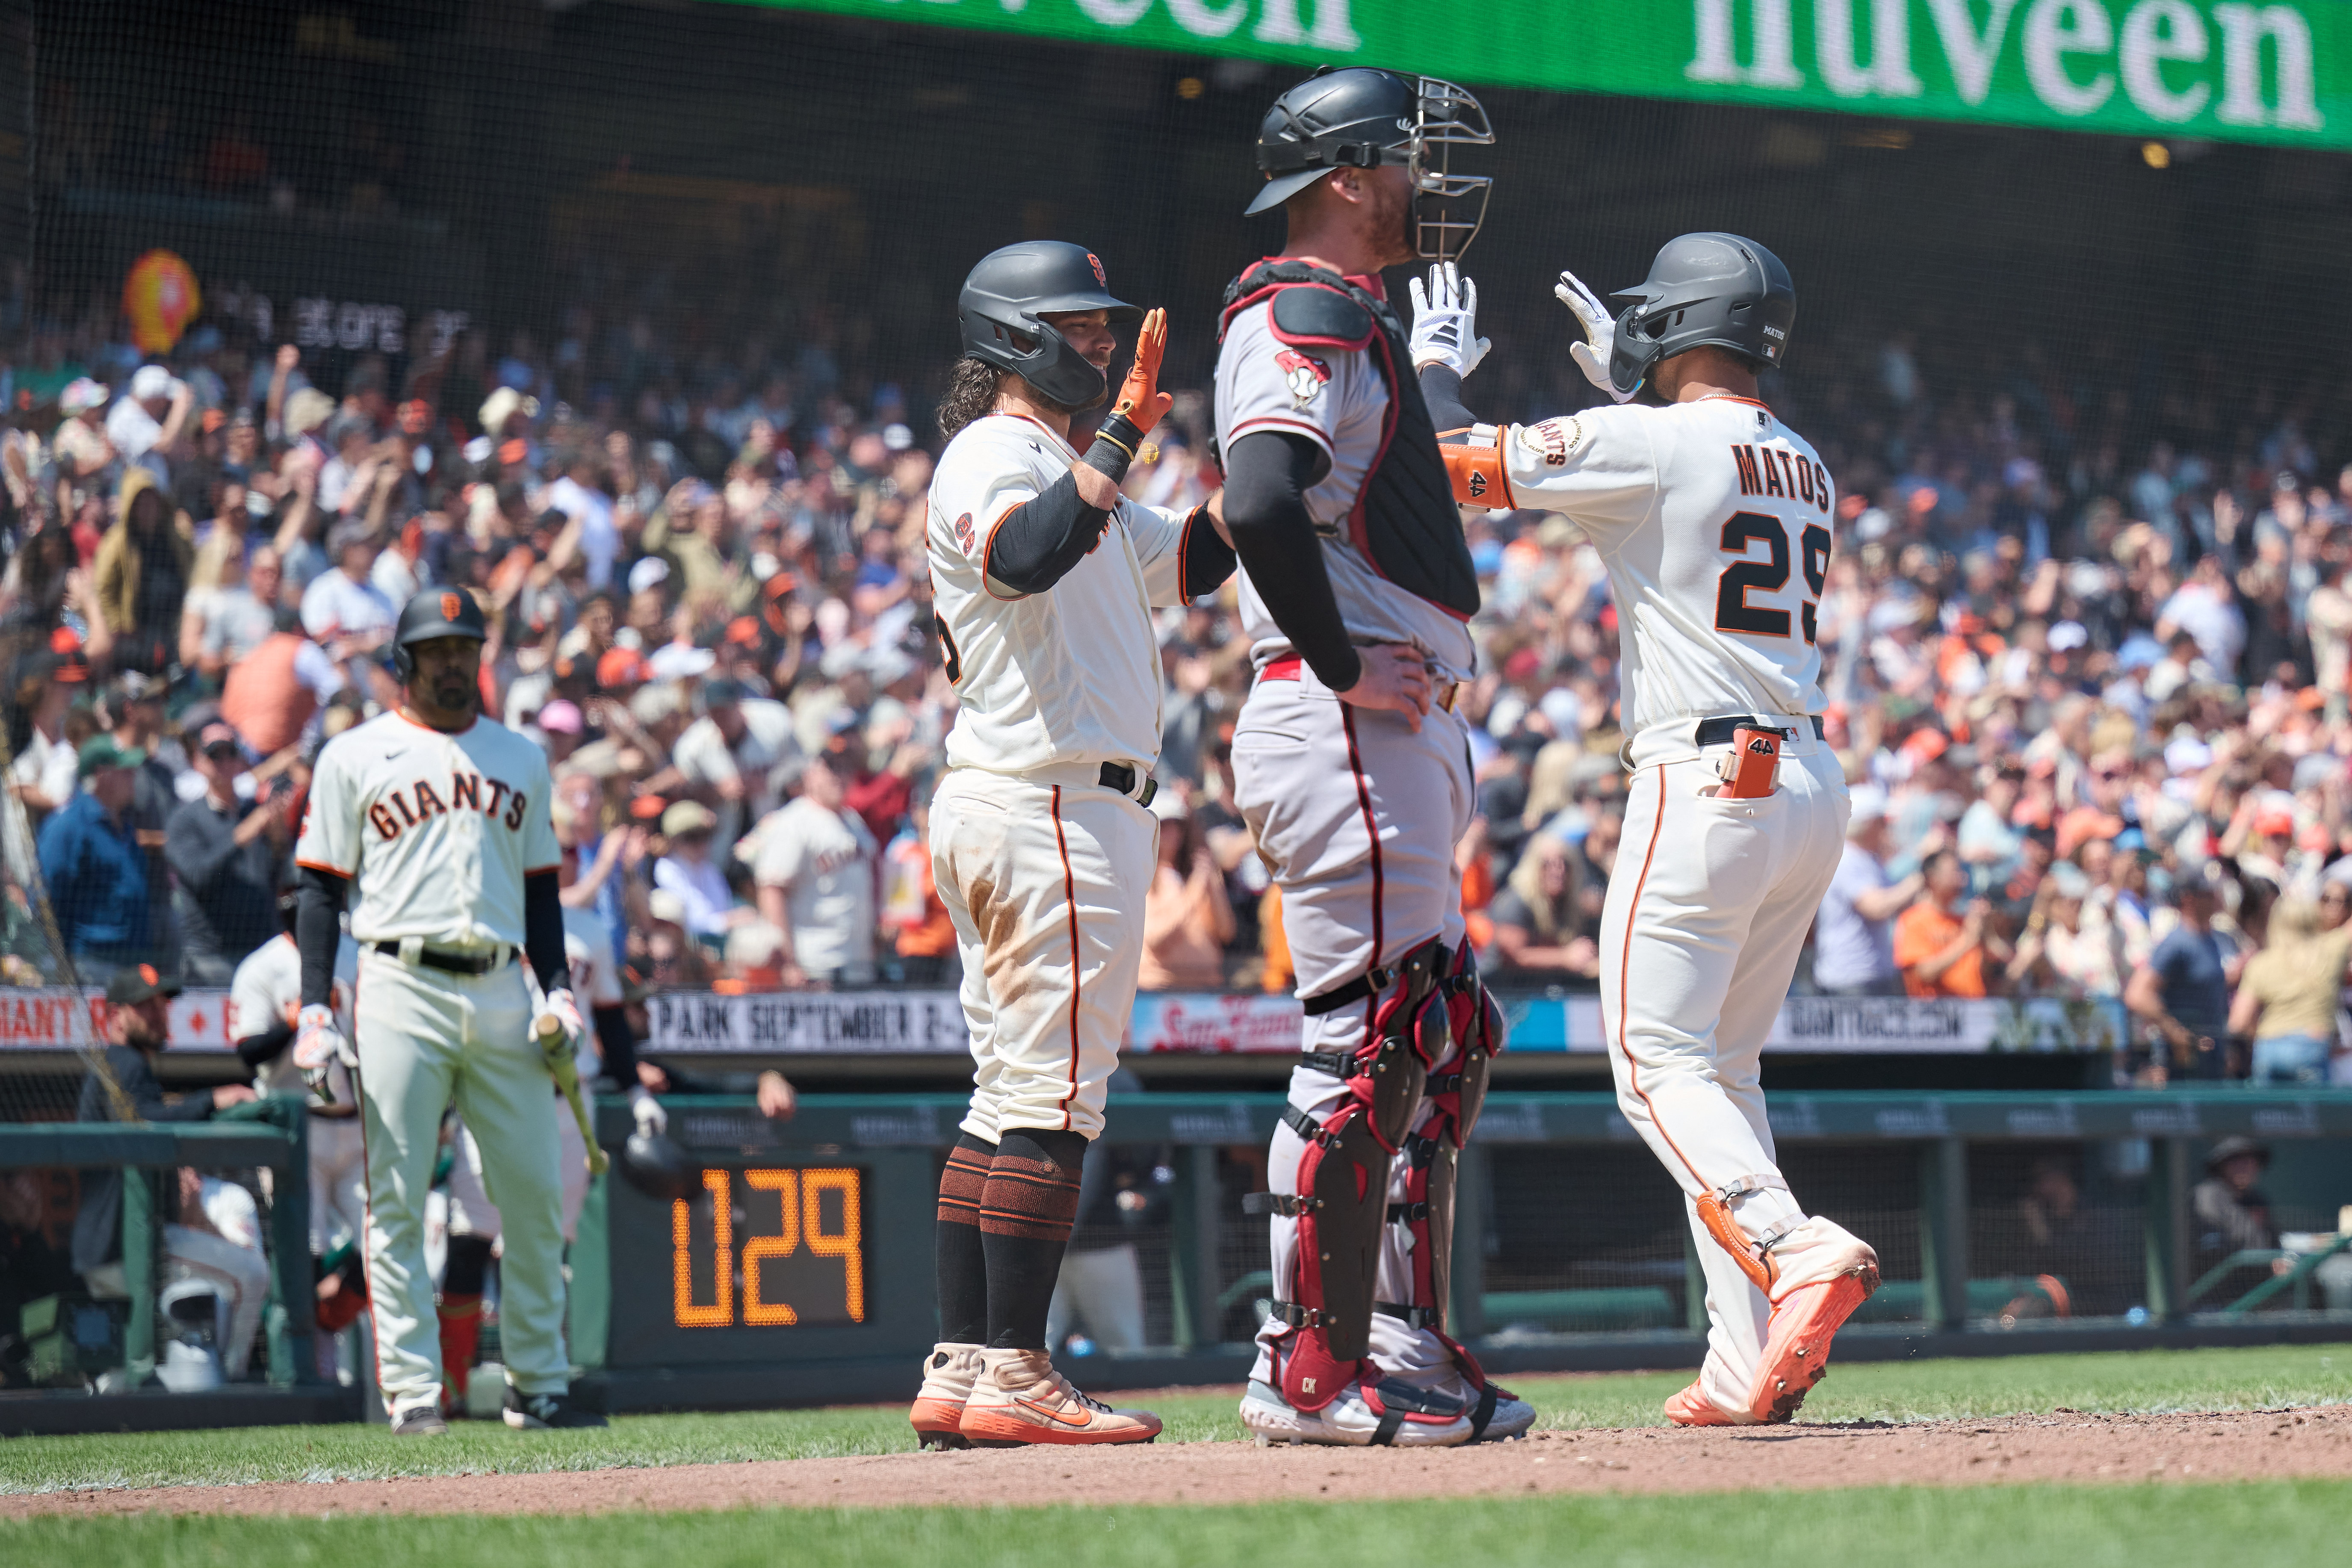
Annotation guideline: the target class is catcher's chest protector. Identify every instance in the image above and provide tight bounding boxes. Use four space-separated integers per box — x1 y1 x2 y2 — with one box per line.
1220 260 1481 620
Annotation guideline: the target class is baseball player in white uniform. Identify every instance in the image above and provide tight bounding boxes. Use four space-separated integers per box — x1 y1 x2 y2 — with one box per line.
291 586 604 1435
908 241 1235 1449
436 902 623 1412
1423 234 1881 1426
228 911 363 1255
1215 67 1529 1449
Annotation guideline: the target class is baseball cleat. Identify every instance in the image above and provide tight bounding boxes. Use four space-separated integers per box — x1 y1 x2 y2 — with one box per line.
1464 1381 1538 1441
959 1348 1161 1446
502 1387 609 1429
1663 1380 1742 1427
1746 1262 1880 1424
910 1342 984 1450
1239 1377 1474 1447
389 1404 450 1437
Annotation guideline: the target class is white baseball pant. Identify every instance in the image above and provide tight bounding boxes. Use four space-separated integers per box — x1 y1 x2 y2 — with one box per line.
353 949 570 1413
1601 727 1851 1417
931 766 1154 1143
1232 664 1472 1388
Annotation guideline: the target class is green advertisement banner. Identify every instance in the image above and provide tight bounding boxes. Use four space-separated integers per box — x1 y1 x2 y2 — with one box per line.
729 0 2352 149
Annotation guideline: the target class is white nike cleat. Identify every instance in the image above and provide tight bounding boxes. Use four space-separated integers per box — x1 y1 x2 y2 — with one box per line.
958 1348 1161 1446
1239 1376 1474 1447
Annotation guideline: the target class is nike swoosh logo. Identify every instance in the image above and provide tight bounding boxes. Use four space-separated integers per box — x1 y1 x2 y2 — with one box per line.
1013 1397 1095 1428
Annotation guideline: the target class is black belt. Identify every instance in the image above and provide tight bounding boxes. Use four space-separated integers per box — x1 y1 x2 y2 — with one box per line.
372 941 511 975
1300 941 1453 1018
1099 761 1158 808
1695 714 1825 747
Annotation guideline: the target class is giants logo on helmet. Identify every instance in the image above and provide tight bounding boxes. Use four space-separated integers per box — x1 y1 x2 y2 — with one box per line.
440 592 463 621
1086 252 1106 287
1275 348 1330 408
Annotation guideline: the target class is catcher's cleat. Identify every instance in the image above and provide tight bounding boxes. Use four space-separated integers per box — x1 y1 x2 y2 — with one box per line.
1239 1376 1473 1448
1747 1262 1880 1425
959 1349 1161 1446
1663 1380 1741 1427
910 1342 984 1450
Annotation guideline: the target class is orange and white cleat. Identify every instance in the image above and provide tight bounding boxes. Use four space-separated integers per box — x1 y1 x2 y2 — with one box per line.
909 1342 984 1450
1747 1256 1880 1424
959 1348 1162 1447
1663 1380 1740 1427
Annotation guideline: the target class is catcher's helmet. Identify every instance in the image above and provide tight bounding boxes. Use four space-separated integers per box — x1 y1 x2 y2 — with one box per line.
1607 233 1797 397
619 1128 694 1203
1246 66 1494 261
390 586 488 684
957 242 1140 411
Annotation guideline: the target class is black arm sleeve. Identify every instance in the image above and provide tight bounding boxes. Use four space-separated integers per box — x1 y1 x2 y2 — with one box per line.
1220 431 1360 692
1418 365 1478 434
235 1015 298 1072
983 469 1113 597
1179 503 1238 601
524 869 572 997
297 866 347 1010
593 1005 637 1086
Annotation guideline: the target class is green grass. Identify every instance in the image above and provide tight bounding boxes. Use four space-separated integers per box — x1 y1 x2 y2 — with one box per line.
11 1483 2352 1568
3 1343 2346 1495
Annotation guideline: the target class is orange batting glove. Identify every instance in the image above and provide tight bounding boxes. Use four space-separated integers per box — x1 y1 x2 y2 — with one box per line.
1111 308 1173 437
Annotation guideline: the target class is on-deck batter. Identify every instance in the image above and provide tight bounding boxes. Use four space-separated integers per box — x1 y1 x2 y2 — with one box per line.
1216 66 1529 1449
1425 234 1881 1426
228 916 363 1255
291 587 604 1435
909 242 1235 1449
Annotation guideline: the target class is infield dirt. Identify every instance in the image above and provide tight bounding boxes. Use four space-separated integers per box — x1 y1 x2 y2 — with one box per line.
8 1402 2350 1518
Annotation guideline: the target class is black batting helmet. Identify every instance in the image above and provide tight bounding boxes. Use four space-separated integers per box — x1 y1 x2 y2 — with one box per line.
957 242 1140 412
1607 233 1797 397
391 586 488 683
1246 67 1494 261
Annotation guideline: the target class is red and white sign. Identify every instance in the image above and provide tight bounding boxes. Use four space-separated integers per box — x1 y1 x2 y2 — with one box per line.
1128 992 1304 1054
0 987 237 1053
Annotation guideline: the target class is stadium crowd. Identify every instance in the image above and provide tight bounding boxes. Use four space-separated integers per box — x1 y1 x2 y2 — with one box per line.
3 291 2352 1090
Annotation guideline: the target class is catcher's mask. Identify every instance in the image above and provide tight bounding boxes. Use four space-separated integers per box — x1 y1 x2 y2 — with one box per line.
1246 67 1495 263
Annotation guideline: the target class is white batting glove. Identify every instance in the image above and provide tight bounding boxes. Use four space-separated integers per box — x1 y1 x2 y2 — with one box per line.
539 987 586 1065
629 1082 668 1138
1407 262 1489 379
292 1004 348 1103
1554 268 1635 404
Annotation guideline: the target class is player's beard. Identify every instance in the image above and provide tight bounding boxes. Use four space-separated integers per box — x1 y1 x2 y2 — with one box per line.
428 672 478 716
120 1018 164 1051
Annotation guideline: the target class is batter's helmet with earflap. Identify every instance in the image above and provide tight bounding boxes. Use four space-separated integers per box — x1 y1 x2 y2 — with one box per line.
1607 232 1797 397
619 1127 694 1202
957 242 1141 411
390 586 488 684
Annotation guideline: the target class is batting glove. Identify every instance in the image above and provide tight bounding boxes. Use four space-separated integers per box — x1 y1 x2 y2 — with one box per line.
629 1083 668 1138
1408 262 1489 378
1554 268 1635 404
539 987 586 1066
292 1004 348 1104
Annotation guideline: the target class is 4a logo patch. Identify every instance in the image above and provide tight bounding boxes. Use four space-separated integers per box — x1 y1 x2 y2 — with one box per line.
952 512 976 554
1275 348 1330 408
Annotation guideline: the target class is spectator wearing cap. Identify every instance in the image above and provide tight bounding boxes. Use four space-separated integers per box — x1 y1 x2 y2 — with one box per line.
750 752 878 988
2190 1137 2276 1272
92 467 193 676
106 364 193 483
1138 791 1234 992
165 722 291 985
2013 859 2124 999
219 606 347 758
2226 896 2352 1086
108 675 181 955
3 650 88 906
71 965 263 1372
652 800 748 945
300 525 397 652
37 736 156 975
1813 790 1935 997
537 699 585 768
878 791 956 985
2126 874 2234 1081
51 378 118 491
672 676 802 847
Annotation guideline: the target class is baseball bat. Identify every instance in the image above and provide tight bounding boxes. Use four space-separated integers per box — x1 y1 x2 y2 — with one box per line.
538 1010 612 1177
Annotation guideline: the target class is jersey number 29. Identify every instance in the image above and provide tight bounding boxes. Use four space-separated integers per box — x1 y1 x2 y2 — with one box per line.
1714 512 1831 644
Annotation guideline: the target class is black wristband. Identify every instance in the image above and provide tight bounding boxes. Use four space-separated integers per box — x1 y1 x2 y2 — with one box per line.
1081 412 1147 484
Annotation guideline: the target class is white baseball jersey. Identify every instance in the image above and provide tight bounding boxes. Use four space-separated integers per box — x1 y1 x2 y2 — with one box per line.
229 932 360 1098
1214 297 1477 682
928 412 1197 777
295 712 560 948
1466 396 1832 733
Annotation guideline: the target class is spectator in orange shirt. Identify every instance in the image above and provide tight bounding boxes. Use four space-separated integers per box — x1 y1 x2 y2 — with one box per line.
1894 849 2009 998
880 794 957 985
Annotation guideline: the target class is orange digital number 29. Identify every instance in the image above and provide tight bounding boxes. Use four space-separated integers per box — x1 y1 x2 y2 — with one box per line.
672 1166 865 1328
